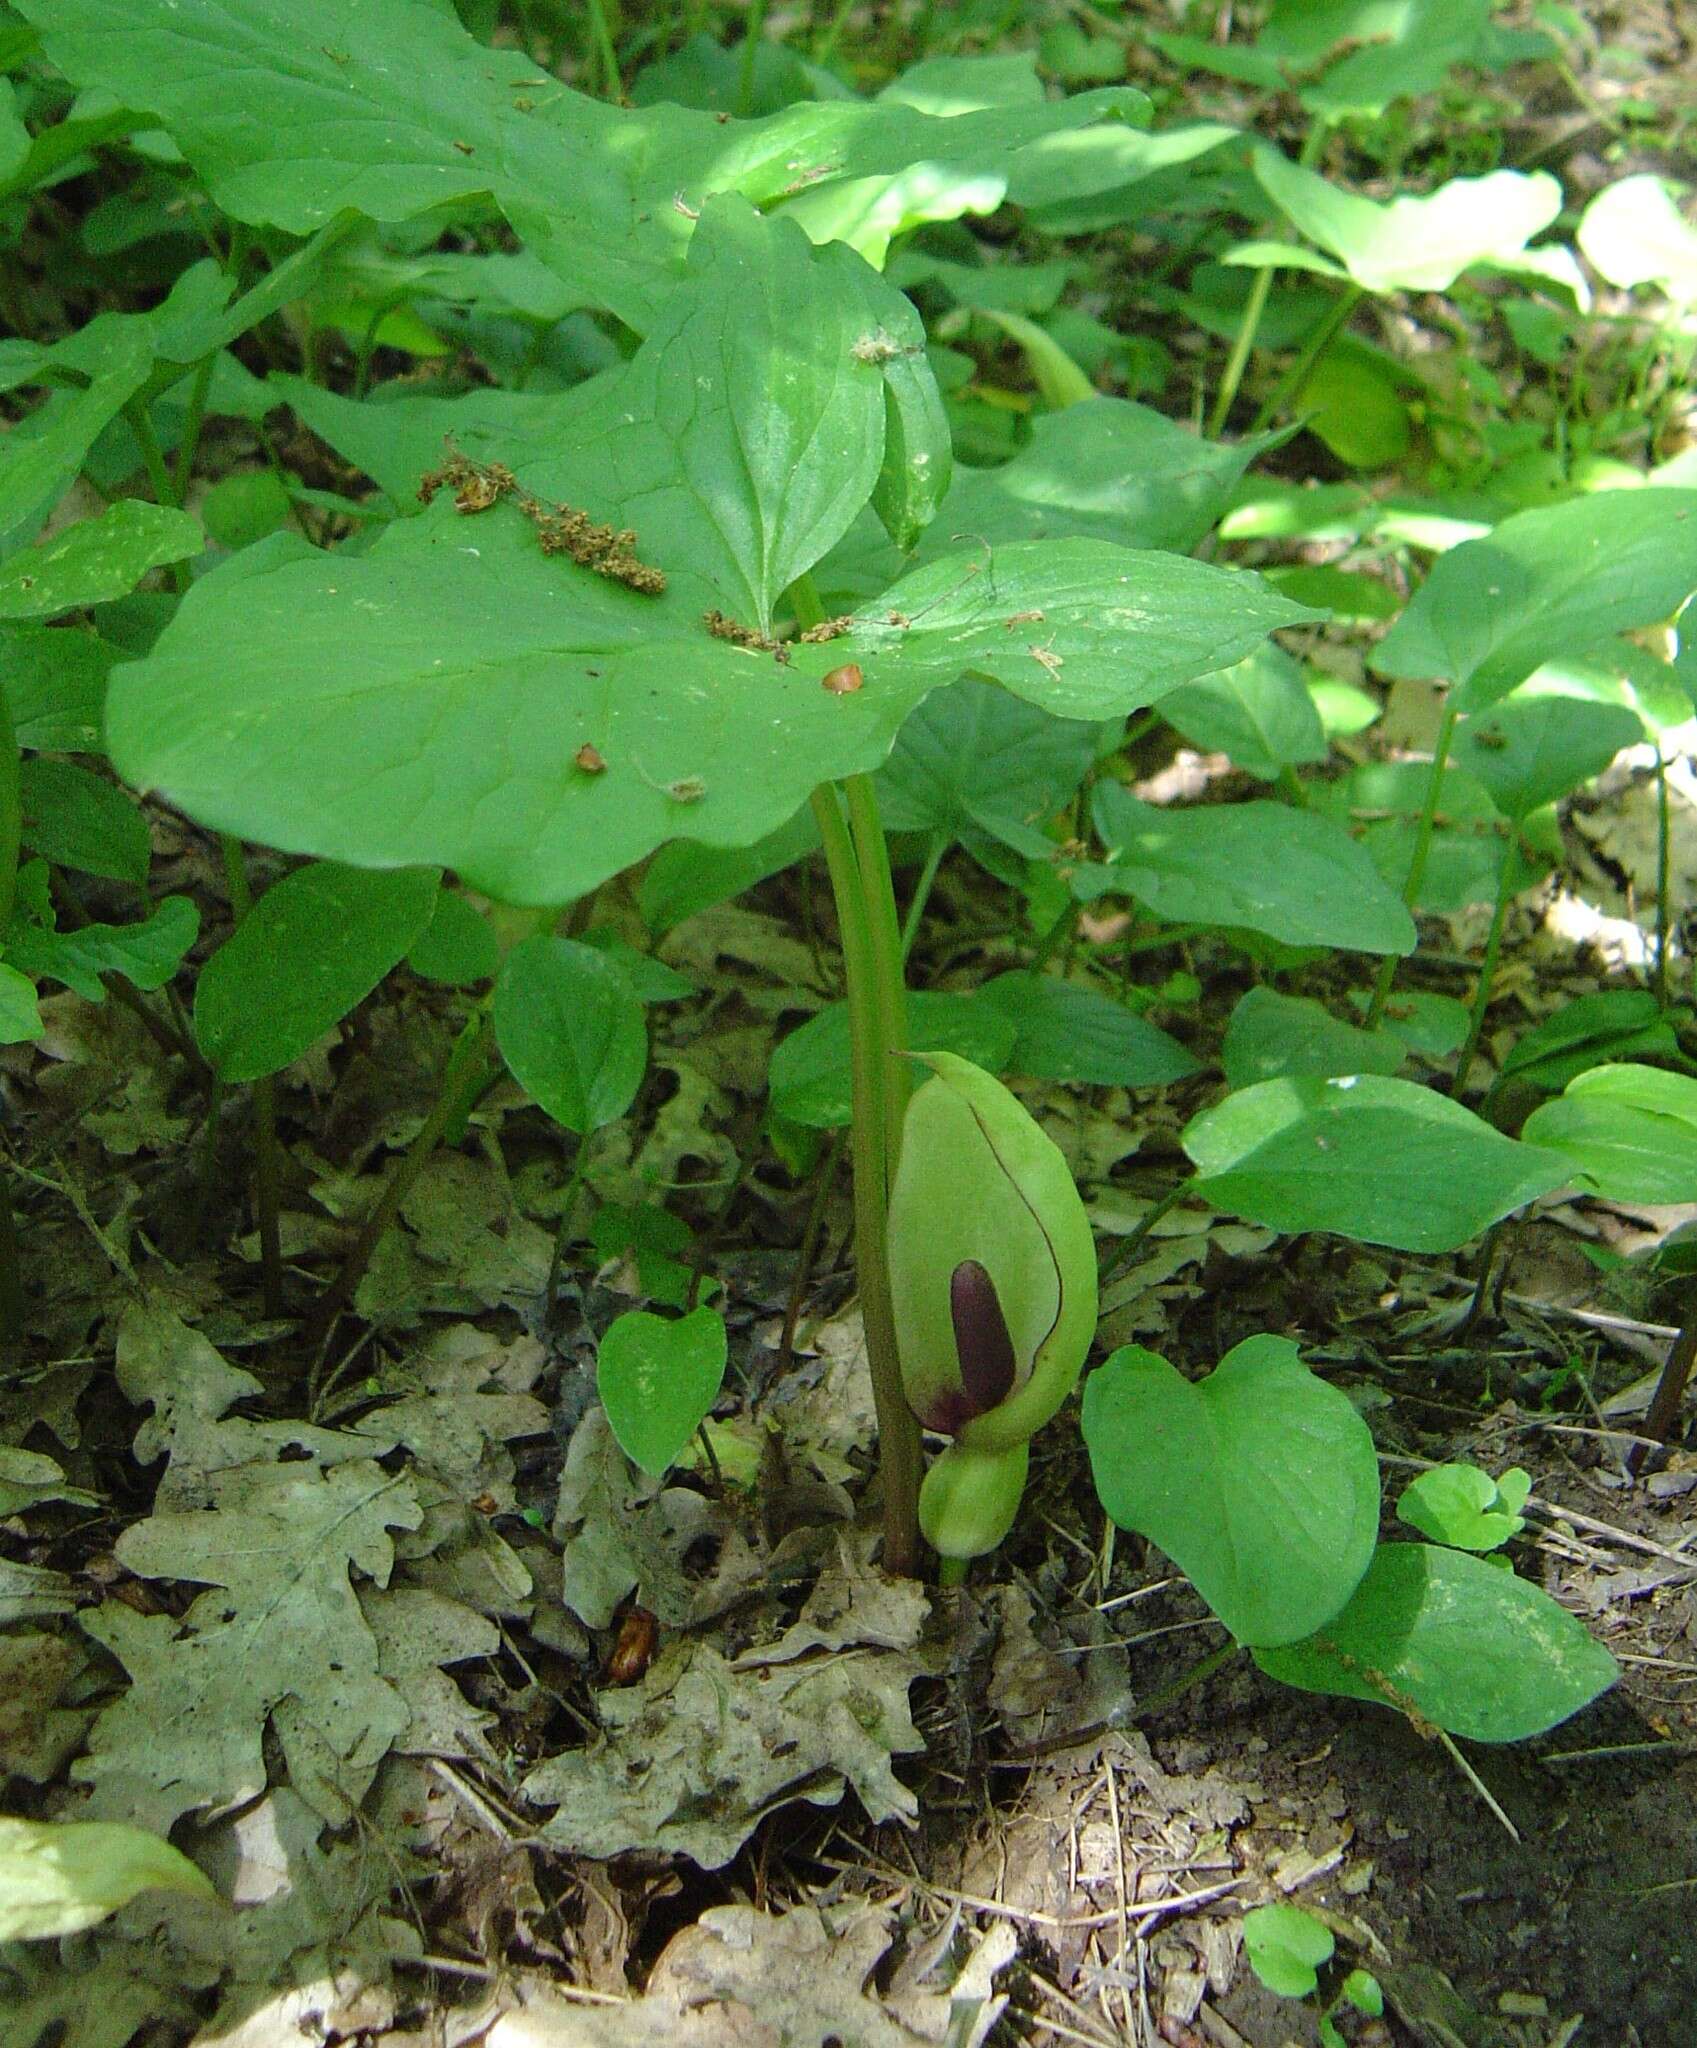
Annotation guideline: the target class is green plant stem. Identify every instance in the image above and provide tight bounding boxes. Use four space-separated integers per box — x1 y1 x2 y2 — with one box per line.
845 773 911 1169
584 0 621 96
251 1076 283 1317
0 666 19 938
1364 699 1459 1030
0 1164 22 1343
1654 744 1671 1011
1206 115 1330 438
124 401 192 595
171 351 216 502
1449 855 1514 1100
1099 1179 1189 1286
1249 283 1364 435
545 1133 594 1308
1207 267 1274 439
738 0 767 115
810 781 922 1577
308 1003 498 1346
900 832 948 961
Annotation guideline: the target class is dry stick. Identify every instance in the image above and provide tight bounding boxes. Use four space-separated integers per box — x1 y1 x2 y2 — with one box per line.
1628 1315 1697 1477
306 1005 498 1349
776 1127 846 1375
218 839 284 1318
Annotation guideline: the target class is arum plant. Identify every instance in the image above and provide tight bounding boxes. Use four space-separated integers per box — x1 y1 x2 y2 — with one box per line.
886 1052 1096 1578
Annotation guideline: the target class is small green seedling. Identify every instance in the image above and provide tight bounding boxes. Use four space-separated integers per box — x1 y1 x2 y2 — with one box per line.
1242 1903 1383 2048
1398 1463 1530 1553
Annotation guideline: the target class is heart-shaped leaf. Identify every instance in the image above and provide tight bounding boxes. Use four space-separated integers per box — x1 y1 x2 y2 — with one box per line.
597 1307 728 1476
1183 1075 1569 1251
494 936 647 1137
1084 786 1415 955
1451 695 1643 820
1373 490 1697 711
1521 1062 1697 1205
1254 1543 1617 1741
1082 1335 1380 1646
979 972 1199 1087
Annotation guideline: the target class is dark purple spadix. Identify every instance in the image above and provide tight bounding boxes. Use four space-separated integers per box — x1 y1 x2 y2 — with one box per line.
949 1258 1017 1421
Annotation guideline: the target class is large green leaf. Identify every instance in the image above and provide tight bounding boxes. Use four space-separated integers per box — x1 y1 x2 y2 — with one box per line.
875 676 1100 851
828 399 1270 598
979 971 1199 1087
18 758 151 882
1521 1063 1697 1205
110 501 1311 915
20 0 1140 330
0 501 201 621
1579 174 1697 305
1451 694 1642 820
493 936 647 1136
1183 1074 1569 1251
1238 153 1565 295
770 990 1017 1128
1221 987 1406 1089
193 861 439 1082
1254 1543 1617 1741
1374 491 1697 711
1159 643 1328 781
1082 1335 1379 1646
1083 785 1415 954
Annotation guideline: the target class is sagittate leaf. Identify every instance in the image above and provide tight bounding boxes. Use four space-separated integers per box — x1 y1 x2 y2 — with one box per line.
1081 1336 1379 1646
1183 1075 1569 1251
193 861 439 1082
6 891 198 1001
1521 1062 1697 1205
1245 153 1564 294
598 1308 728 1477
1254 1543 1618 1741
1084 785 1415 955
494 936 647 1136
0 1818 216 1941
0 501 201 621
1373 491 1697 711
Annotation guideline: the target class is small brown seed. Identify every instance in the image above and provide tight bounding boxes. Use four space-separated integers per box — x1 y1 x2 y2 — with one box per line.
821 663 864 694
575 744 606 774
